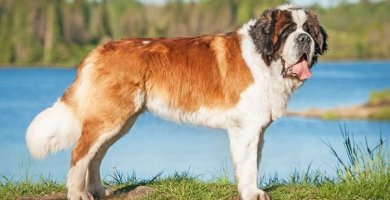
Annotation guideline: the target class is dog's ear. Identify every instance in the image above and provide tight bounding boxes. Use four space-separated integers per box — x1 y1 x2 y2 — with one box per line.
316 25 328 55
249 9 277 57
306 11 328 55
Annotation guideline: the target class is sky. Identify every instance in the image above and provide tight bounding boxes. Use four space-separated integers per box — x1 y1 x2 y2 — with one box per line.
140 0 359 7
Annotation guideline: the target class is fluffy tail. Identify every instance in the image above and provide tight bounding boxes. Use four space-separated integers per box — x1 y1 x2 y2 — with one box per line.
26 100 81 159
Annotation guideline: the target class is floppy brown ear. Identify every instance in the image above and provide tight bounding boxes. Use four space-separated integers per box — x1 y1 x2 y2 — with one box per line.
249 9 277 57
317 25 328 55
306 10 328 55
310 25 328 67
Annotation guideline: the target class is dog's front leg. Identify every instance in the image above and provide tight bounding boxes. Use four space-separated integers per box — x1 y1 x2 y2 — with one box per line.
228 127 270 200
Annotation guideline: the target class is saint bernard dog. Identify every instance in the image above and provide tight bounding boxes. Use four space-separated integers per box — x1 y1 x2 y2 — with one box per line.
26 4 327 200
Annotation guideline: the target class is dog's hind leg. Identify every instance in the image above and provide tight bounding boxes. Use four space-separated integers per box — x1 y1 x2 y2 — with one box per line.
67 120 117 200
85 115 139 198
63 47 148 199
64 85 145 199
66 108 143 200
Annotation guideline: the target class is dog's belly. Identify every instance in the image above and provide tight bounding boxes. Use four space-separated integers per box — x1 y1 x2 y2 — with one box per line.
145 96 230 129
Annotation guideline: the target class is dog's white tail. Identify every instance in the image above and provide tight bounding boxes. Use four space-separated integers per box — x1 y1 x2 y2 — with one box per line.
26 100 81 159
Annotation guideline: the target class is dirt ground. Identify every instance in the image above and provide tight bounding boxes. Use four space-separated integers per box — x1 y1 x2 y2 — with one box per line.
21 185 154 200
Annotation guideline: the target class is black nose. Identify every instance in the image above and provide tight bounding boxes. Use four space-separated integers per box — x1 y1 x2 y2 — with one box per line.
297 33 311 45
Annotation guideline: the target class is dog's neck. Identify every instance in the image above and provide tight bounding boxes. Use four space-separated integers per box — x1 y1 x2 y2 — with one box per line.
267 60 302 120
238 24 303 120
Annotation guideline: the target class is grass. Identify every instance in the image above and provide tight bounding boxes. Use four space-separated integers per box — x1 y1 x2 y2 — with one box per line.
1 126 389 200
143 172 237 200
322 111 340 120
367 89 390 120
263 124 390 200
368 89 390 106
370 107 390 120
0 176 65 200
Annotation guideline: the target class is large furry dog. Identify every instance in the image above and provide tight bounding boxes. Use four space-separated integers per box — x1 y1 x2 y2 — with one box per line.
26 4 327 200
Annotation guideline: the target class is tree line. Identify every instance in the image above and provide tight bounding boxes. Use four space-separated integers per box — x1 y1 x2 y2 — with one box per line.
0 0 389 66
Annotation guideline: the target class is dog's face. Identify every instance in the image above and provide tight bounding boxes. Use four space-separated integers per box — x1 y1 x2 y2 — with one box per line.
249 5 328 80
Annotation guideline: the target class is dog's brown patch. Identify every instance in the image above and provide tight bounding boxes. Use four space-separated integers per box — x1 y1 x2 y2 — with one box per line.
273 10 293 44
145 32 253 111
62 32 254 165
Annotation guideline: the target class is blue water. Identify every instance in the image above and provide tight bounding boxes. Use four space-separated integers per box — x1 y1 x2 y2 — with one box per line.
0 61 389 182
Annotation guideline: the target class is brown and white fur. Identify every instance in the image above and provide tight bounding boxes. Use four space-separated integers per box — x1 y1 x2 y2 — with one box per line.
26 4 327 200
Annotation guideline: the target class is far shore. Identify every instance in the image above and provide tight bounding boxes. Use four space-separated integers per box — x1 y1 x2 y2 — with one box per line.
287 89 390 121
286 104 390 120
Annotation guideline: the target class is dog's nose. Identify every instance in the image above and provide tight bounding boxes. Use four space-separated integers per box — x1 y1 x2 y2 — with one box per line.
297 33 311 45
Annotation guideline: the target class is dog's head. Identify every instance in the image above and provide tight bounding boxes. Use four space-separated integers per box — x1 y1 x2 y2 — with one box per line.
249 4 328 81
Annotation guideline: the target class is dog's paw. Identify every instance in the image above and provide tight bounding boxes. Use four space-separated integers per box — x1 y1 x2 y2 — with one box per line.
104 188 113 196
67 190 94 200
240 188 270 200
87 184 111 198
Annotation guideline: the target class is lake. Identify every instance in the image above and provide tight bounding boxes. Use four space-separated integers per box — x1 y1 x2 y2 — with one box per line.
0 61 389 182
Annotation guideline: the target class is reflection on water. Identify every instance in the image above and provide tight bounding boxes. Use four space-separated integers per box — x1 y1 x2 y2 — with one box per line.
0 61 389 181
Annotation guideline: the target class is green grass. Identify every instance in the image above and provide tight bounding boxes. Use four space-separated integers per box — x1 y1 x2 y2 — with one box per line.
368 89 390 106
322 111 340 120
0 176 65 200
143 173 237 200
367 89 390 120
1 126 389 200
369 107 390 120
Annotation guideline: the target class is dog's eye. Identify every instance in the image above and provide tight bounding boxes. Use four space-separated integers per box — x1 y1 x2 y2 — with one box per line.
302 22 310 33
279 24 296 37
303 22 315 38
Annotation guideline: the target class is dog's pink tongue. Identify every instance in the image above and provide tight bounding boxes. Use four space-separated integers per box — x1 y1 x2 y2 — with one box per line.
291 59 312 80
